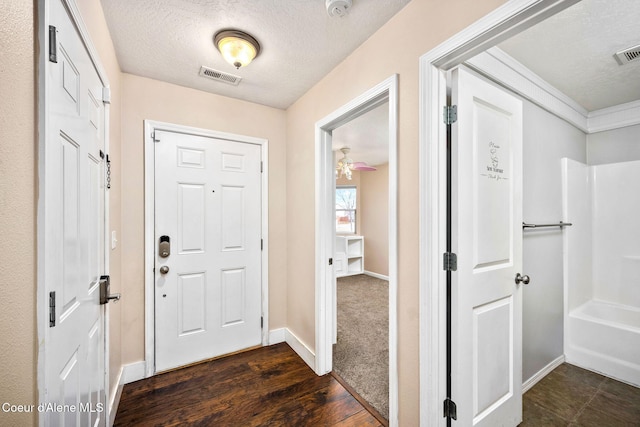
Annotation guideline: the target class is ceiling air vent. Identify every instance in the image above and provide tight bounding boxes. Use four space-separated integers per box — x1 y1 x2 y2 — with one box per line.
199 66 242 86
614 44 640 66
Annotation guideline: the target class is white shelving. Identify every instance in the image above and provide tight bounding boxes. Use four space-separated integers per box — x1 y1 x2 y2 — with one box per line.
335 235 364 277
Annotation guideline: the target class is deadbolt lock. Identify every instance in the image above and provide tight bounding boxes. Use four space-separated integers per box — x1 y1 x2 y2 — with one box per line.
159 235 170 258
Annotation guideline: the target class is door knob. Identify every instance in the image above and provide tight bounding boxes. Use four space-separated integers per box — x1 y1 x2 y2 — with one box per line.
159 265 170 275
515 273 530 285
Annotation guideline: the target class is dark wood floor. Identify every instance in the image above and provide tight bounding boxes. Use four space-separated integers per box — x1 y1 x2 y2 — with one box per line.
522 363 640 426
114 343 383 426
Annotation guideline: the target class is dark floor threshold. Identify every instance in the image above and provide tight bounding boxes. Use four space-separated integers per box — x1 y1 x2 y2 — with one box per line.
330 371 389 427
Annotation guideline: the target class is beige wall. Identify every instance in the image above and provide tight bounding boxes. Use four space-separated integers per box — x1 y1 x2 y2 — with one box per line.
360 163 389 277
76 0 124 402
285 0 506 423
120 74 288 364
0 1 37 425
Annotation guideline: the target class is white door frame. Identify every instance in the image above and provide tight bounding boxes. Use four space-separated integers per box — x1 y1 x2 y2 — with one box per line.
418 0 579 425
37 0 112 424
143 120 269 377
315 75 399 425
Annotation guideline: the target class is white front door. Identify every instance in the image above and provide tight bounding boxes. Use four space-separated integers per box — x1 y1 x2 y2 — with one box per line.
154 130 263 372
45 0 107 425
451 66 523 426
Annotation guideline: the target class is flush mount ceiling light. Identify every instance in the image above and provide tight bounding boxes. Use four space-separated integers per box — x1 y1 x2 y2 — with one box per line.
214 29 261 69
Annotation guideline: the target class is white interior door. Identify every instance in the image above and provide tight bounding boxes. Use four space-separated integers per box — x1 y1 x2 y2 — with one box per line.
451 66 523 426
154 131 263 372
45 0 107 425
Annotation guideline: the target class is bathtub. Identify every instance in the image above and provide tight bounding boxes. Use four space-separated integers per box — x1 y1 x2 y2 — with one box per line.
566 300 640 387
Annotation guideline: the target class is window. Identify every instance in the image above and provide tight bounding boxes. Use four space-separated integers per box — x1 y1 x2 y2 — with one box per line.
336 186 356 234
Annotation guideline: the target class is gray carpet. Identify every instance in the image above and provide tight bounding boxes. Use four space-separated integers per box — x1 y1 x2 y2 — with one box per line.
333 274 389 420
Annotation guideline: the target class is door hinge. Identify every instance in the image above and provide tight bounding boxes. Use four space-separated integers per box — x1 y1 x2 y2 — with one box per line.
49 26 57 63
329 258 333 266
152 131 159 143
443 398 457 420
49 291 56 327
261 316 264 329
443 105 457 125
260 161 263 173
443 252 457 271
261 239 263 251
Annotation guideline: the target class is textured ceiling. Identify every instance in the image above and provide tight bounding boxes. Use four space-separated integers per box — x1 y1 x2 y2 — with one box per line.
332 102 389 166
100 0 411 109
499 0 640 111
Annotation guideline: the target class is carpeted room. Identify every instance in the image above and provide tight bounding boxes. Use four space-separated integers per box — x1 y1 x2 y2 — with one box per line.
332 115 390 422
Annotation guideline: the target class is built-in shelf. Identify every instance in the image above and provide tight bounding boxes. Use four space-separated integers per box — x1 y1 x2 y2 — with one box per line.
335 235 364 277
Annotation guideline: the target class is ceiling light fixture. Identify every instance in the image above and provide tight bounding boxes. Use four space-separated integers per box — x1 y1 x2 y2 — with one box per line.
214 29 261 69
335 148 377 180
336 148 354 180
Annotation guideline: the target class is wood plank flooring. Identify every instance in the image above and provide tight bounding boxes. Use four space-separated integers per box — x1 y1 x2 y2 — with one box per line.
114 343 383 426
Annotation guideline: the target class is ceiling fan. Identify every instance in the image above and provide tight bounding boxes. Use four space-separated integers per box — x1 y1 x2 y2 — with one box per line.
335 147 376 180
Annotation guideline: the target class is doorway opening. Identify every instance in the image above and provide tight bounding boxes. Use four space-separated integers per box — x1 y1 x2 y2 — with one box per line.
315 75 398 425
332 101 391 421
420 0 640 424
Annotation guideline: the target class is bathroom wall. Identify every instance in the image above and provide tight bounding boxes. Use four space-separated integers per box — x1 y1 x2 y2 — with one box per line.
587 124 640 165
522 98 587 382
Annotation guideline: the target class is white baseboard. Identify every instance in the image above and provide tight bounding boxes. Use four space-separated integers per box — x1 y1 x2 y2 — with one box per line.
522 355 565 393
108 367 124 426
122 361 147 385
269 328 286 345
364 270 389 281
285 328 316 371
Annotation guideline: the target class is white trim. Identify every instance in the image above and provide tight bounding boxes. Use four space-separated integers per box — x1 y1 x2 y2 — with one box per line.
522 355 565 393
122 361 147 384
108 367 124 426
37 1 112 425
418 1 578 425
588 100 640 133
315 74 399 426
285 329 316 371
269 328 286 345
465 48 640 134
143 120 269 378
364 270 390 281
466 47 589 132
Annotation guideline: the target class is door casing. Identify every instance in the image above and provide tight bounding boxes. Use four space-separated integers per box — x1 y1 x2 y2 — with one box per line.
418 0 579 424
315 74 399 426
37 0 112 424
143 120 269 377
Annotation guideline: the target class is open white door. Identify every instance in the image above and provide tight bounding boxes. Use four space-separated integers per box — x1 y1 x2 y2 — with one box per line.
154 130 263 372
450 66 523 426
44 0 108 424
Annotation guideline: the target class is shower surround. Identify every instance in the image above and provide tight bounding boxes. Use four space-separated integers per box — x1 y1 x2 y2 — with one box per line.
562 158 640 387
